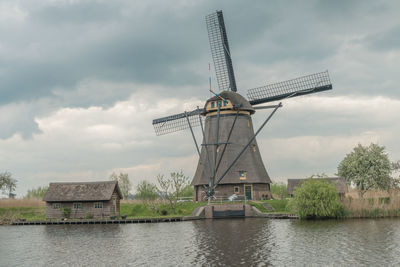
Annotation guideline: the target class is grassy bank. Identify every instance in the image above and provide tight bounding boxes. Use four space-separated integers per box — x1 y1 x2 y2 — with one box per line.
0 206 46 224
4 191 399 224
249 199 290 213
0 198 289 224
0 199 46 224
0 199 208 224
120 201 207 218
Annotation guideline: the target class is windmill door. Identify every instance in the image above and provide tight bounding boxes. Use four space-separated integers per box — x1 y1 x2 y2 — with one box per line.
245 185 252 200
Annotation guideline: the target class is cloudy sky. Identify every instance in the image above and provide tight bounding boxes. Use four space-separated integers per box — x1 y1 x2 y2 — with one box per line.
1 0 400 196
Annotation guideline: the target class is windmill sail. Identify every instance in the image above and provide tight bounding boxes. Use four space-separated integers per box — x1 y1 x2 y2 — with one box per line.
247 71 332 105
206 10 237 92
152 108 205 136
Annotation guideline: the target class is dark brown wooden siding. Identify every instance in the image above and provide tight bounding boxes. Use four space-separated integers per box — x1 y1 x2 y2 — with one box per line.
194 183 271 201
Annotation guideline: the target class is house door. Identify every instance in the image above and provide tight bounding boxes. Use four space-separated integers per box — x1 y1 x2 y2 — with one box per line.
245 185 252 200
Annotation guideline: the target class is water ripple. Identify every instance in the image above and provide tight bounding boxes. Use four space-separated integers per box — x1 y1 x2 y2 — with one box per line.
1 218 400 266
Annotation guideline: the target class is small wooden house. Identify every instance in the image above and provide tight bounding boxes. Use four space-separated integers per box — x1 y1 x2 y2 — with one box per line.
43 181 122 219
287 177 348 198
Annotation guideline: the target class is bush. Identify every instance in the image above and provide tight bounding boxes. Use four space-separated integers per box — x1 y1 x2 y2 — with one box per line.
289 178 344 219
61 207 71 218
160 209 168 216
85 213 94 219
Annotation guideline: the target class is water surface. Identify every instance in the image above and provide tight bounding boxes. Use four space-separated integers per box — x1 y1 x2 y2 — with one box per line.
1 218 399 266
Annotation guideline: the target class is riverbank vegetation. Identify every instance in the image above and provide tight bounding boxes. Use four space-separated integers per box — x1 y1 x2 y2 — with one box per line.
249 199 290 213
0 199 45 224
342 189 400 218
0 198 208 224
288 178 344 219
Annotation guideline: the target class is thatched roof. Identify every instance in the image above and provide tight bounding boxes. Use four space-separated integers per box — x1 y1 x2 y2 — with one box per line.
43 181 122 202
202 91 255 115
287 177 348 195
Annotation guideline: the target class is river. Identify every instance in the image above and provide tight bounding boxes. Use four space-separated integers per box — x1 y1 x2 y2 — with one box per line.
1 218 399 266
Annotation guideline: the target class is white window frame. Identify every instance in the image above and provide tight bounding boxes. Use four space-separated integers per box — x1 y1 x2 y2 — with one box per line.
53 203 61 209
73 202 82 210
94 202 103 209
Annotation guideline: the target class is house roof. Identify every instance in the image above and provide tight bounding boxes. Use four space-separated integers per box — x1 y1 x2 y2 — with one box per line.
287 177 348 195
43 181 122 202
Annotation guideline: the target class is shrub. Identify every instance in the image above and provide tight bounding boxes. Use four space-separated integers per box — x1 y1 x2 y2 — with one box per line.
85 213 94 219
61 207 71 218
289 178 344 219
160 209 168 216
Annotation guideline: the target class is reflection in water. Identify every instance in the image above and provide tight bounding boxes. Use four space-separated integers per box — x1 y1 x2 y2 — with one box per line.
191 218 273 265
1 218 400 266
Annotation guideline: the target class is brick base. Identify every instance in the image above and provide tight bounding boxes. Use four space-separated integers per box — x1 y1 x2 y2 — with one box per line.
194 183 271 201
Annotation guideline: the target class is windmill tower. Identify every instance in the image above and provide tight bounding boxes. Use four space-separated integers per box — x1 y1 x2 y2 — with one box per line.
152 11 332 201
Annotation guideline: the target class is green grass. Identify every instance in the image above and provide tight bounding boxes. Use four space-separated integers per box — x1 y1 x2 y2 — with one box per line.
263 199 290 212
1 200 294 223
120 201 207 218
0 202 208 224
248 199 290 213
0 207 46 223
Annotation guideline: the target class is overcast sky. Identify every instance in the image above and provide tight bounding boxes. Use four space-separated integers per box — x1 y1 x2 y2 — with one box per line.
1 0 400 196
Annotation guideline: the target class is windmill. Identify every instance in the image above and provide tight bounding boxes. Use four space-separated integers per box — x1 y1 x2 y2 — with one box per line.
152 10 332 201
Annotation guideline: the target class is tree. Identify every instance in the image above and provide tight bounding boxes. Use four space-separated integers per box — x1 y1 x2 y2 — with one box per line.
110 172 131 199
136 180 158 200
156 171 190 214
25 186 48 199
0 171 17 197
180 185 194 198
338 143 394 197
289 177 344 219
270 183 288 200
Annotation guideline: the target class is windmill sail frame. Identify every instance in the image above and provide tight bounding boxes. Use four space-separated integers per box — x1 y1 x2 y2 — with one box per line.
206 10 237 92
247 71 332 105
152 108 204 136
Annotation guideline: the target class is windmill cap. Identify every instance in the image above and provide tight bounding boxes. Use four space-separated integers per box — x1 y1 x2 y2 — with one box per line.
202 91 255 115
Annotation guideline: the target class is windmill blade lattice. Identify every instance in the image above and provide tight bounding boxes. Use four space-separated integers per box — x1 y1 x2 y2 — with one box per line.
206 11 237 92
152 108 205 136
247 71 332 105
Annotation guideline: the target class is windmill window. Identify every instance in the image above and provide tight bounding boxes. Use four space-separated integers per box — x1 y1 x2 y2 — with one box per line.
211 101 215 108
234 186 240 193
239 171 247 180
217 101 222 107
223 100 228 106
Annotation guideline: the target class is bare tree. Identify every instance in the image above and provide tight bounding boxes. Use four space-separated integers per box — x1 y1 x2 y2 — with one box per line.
156 171 190 215
110 172 131 199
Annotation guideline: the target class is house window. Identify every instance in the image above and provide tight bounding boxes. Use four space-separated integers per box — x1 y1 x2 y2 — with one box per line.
53 203 61 209
94 202 103 209
211 101 215 108
234 186 239 193
239 171 247 180
73 203 82 209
